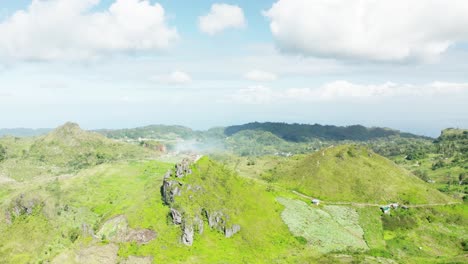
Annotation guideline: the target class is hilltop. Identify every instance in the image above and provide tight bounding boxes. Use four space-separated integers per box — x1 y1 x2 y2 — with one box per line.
263 145 452 204
0 122 158 181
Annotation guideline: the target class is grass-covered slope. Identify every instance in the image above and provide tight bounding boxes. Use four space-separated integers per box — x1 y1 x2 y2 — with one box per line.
0 157 314 263
265 145 452 204
0 123 158 181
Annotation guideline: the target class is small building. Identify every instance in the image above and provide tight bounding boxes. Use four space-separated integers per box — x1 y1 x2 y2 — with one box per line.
312 199 320 205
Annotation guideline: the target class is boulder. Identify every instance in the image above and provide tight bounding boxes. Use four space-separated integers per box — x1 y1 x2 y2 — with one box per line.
225 224 241 238
181 224 194 246
170 208 183 225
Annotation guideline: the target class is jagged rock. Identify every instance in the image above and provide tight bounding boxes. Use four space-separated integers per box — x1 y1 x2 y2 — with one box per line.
162 179 182 205
205 210 226 231
170 208 183 225
8 194 40 219
181 224 194 246
175 159 192 178
225 224 241 238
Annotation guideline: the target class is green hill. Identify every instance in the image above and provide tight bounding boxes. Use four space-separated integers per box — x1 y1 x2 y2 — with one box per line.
264 145 452 204
225 122 429 142
0 123 157 181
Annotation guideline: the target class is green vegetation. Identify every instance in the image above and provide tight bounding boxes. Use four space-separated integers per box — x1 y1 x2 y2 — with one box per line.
0 123 158 181
263 145 452 204
277 198 368 253
225 122 427 142
0 122 466 263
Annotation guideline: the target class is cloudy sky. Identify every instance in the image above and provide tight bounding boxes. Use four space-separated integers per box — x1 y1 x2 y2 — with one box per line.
0 0 467 136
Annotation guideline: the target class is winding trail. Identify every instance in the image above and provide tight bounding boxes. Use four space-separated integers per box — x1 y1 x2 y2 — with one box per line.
291 191 461 208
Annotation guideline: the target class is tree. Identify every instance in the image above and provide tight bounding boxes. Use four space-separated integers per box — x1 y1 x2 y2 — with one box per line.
0 144 6 162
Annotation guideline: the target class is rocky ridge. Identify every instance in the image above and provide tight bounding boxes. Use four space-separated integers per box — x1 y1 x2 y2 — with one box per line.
162 158 241 246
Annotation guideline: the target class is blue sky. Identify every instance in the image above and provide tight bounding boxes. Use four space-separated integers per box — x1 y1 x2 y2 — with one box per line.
0 0 467 136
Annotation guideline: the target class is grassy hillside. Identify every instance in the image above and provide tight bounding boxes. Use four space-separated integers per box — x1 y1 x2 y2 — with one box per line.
263 145 452 204
0 158 320 264
0 123 158 181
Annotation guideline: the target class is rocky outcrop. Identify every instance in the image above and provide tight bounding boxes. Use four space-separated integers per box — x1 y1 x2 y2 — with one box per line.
225 224 241 238
175 159 192 178
170 208 183 225
4 194 42 224
162 178 182 205
181 223 194 246
162 158 241 247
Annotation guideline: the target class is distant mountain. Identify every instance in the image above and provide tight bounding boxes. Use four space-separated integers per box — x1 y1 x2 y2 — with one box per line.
95 125 198 140
225 122 429 142
0 122 158 181
0 128 51 137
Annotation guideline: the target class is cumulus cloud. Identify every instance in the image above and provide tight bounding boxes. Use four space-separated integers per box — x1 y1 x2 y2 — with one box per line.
244 70 277 82
230 81 468 104
198 3 246 35
150 71 192 85
0 0 179 61
264 0 468 62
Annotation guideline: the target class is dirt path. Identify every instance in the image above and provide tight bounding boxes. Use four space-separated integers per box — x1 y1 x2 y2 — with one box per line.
291 190 461 208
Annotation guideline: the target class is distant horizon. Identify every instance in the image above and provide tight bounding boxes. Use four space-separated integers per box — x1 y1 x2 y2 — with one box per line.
1 0 468 138
1 120 466 138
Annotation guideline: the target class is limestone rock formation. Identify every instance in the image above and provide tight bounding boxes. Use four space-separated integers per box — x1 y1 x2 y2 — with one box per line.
175 159 192 178
161 158 241 246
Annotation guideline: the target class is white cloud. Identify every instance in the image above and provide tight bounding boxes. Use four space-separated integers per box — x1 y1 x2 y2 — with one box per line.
198 3 246 35
244 70 277 82
229 85 276 104
0 0 179 61
150 71 192 85
264 0 468 62
230 81 468 104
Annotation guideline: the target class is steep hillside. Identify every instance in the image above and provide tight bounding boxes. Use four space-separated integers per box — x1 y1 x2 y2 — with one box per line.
0 158 312 263
264 145 452 204
225 122 428 142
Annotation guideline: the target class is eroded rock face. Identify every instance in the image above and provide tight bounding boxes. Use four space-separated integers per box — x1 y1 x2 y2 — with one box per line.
181 224 194 246
4 194 41 224
206 210 227 231
175 159 192 178
162 158 241 246
225 224 241 238
170 208 183 225
162 178 182 205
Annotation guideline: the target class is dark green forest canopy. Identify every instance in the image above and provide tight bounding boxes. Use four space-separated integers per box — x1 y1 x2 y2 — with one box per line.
224 122 430 142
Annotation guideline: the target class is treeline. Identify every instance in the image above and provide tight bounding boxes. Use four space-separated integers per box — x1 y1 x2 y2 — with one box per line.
224 122 427 142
